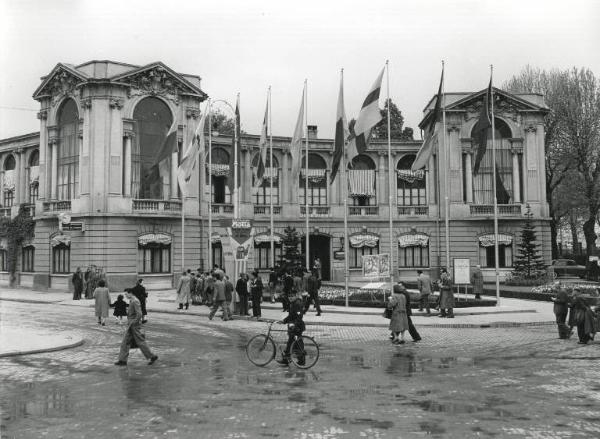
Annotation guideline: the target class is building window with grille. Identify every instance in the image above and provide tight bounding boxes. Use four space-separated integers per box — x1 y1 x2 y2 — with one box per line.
57 99 79 200
3 190 14 207
138 244 171 274
52 244 70 274
28 150 39 204
206 147 232 205
398 234 430 268
22 246 34 272
478 234 513 268
212 242 223 269
350 245 379 269
29 182 39 204
252 153 279 205
3 153 16 207
254 241 282 269
0 249 7 271
348 154 377 206
397 154 426 206
299 153 328 206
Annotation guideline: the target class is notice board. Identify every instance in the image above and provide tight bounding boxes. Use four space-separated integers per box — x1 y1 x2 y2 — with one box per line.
453 258 471 284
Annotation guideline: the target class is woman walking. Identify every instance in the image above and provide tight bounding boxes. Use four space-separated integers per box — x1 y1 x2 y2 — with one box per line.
93 279 111 326
72 267 84 300
388 287 409 344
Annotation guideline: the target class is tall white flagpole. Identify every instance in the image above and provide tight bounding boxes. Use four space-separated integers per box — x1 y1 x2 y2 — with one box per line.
181 145 185 271
304 79 310 272
269 86 275 270
490 65 501 306
234 93 240 219
386 60 394 294
208 99 213 270
442 61 450 272
341 68 350 307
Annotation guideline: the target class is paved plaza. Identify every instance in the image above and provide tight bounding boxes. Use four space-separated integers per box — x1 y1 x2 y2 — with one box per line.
1 292 600 439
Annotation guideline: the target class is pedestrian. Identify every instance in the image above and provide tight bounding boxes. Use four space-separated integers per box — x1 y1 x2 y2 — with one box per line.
416 270 432 315
396 283 421 342
471 264 483 300
304 269 322 316
111 293 129 324
203 272 214 307
192 271 205 305
551 286 572 339
208 272 229 321
439 268 455 318
250 271 263 318
224 275 234 320
281 270 294 312
313 257 322 280
130 278 148 323
568 291 596 344
236 272 249 316
176 270 191 310
84 267 94 299
72 267 84 300
213 264 225 280
293 269 304 296
276 290 306 366
268 267 278 303
189 271 197 302
93 279 111 326
388 286 409 344
114 289 158 366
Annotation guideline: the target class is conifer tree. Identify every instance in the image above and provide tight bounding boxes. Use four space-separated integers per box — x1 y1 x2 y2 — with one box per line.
279 226 304 275
513 205 546 278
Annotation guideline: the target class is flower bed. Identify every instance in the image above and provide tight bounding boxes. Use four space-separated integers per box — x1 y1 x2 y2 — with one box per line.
530 282 599 305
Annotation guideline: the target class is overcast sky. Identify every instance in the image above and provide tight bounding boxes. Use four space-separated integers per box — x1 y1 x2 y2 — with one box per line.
1 0 599 140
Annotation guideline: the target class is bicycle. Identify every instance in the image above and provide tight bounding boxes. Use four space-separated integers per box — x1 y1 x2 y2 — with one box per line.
245 321 320 369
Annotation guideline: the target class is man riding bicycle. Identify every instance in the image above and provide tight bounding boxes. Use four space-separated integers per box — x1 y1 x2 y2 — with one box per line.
276 289 306 366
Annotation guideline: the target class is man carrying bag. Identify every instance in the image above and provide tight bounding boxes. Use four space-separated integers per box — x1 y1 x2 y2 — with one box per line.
115 289 158 366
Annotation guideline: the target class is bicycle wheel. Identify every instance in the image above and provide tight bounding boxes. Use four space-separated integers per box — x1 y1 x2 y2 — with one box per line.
290 335 319 369
246 334 276 367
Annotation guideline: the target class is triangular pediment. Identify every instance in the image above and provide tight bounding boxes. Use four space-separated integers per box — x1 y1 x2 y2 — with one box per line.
111 62 206 98
32 63 88 101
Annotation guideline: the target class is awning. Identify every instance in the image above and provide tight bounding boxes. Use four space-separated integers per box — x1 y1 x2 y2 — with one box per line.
397 169 425 183
300 168 326 183
398 233 429 248
254 233 283 245
29 166 39 184
3 170 15 191
349 233 379 248
479 233 513 247
348 169 376 197
51 234 71 247
207 164 230 176
138 233 172 246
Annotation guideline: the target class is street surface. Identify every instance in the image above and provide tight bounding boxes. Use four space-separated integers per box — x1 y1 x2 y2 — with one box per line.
1 300 600 438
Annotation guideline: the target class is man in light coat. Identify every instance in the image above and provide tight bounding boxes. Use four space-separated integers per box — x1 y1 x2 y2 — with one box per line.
471 264 483 300
115 289 158 366
176 271 191 310
416 270 433 315
209 273 229 321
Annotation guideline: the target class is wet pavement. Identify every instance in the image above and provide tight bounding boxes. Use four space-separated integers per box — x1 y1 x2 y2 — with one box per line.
1 301 600 438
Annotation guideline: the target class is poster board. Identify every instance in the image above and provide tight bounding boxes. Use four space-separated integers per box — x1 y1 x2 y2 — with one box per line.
453 258 471 284
362 254 390 278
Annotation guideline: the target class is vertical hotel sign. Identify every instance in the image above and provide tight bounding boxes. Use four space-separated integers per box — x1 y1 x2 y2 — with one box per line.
220 218 253 278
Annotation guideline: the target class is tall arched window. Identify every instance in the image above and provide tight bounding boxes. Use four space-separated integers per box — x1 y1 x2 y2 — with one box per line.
206 147 231 204
348 154 377 206
28 150 39 204
397 154 426 206
3 154 16 207
299 153 327 205
132 97 173 200
57 99 79 200
252 153 279 205
471 118 514 204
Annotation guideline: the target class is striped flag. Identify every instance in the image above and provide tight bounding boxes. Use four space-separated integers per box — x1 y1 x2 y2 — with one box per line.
472 79 493 176
153 118 178 175
227 95 242 192
348 67 384 159
330 73 348 184
290 86 305 181
412 68 444 170
253 97 269 188
177 106 207 193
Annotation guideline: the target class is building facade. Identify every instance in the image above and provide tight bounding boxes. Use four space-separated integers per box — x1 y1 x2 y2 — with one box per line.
0 60 551 290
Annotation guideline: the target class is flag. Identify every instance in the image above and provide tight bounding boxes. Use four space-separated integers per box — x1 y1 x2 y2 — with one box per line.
152 118 178 175
348 67 384 159
290 86 305 181
472 79 493 176
412 69 444 171
495 162 511 204
330 74 348 184
177 106 207 193
253 97 269 188
227 95 241 193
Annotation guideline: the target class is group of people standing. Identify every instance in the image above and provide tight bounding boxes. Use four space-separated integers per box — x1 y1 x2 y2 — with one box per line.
552 287 599 344
71 266 104 300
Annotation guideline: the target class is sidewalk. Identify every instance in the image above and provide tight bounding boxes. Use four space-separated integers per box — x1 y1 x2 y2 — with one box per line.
0 287 556 328
0 326 84 358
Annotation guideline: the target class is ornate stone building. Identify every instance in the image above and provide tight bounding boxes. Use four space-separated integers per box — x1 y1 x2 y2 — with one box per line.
0 60 551 290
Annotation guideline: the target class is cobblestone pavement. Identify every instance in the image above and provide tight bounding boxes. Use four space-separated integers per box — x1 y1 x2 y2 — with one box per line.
1 301 599 439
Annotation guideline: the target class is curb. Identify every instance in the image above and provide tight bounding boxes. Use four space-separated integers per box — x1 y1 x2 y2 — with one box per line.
0 338 85 358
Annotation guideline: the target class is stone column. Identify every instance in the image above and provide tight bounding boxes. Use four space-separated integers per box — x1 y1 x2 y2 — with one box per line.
378 151 387 204
464 152 473 203
50 140 58 200
123 133 132 197
512 150 521 203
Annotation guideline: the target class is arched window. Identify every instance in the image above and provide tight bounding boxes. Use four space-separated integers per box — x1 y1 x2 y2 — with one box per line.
348 154 377 206
57 99 79 200
299 153 327 206
252 153 279 205
28 150 39 204
471 118 515 204
3 154 16 207
206 147 231 204
132 97 173 200
397 154 426 206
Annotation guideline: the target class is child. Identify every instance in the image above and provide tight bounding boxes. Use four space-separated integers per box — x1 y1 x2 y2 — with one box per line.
111 293 129 324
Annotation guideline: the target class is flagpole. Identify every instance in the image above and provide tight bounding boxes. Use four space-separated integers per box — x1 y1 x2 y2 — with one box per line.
490 65 501 306
304 79 310 272
234 93 240 219
181 151 185 271
386 60 394 295
341 68 350 307
208 99 213 271
442 61 450 273
269 86 275 271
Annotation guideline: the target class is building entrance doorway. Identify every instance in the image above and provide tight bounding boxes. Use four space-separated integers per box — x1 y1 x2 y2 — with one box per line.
301 234 331 281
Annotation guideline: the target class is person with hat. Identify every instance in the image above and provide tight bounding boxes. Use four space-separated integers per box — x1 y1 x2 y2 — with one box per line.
249 271 264 318
395 282 421 342
276 290 306 366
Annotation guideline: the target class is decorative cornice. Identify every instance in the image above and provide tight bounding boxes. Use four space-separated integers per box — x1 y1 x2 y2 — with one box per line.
37 110 48 120
122 66 188 105
186 107 201 119
109 98 124 109
525 125 537 133
123 131 135 139
447 125 460 133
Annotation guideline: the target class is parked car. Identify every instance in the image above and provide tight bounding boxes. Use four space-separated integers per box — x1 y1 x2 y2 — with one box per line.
551 259 587 278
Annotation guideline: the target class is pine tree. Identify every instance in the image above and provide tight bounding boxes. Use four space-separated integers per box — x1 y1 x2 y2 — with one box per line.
278 226 304 275
512 205 546 278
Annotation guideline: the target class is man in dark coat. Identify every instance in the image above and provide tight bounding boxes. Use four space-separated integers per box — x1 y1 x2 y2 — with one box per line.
115 289 157 366
249 271 263 318
552 287 571 339
396 283 421 342
303 269 322 316
130 279 148 323
236 273 249 316
281 271 294 312
277 290 306 366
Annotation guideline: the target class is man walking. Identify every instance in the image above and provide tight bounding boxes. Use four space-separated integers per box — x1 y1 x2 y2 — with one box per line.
130 278 148 323
224 275 234 320
209 273 229 321
471 264 483 300
416 270 432 315
115 289 158 366
304 269 322 316
176 270 191 310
